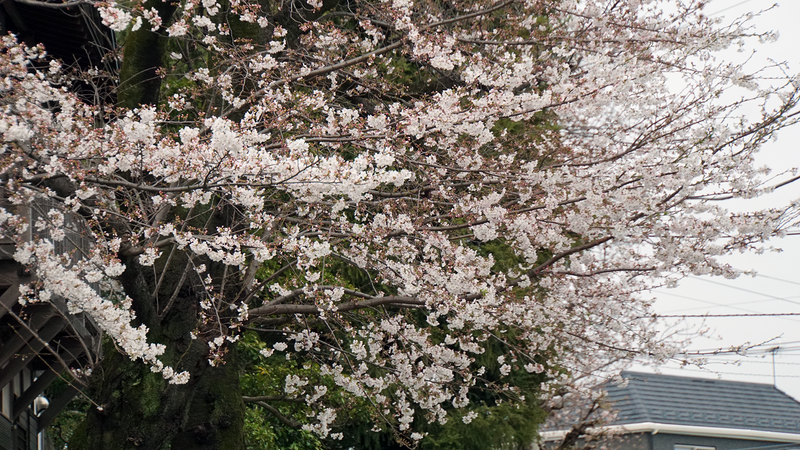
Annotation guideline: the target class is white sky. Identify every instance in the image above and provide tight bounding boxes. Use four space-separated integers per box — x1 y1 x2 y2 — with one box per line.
632 0 800 401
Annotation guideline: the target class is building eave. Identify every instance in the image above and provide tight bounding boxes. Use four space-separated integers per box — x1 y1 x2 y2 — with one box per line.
541 422 800 444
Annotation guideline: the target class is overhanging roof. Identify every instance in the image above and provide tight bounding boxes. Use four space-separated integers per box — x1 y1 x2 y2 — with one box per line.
542 371 800 443
541 422 800 444
608 371 800 435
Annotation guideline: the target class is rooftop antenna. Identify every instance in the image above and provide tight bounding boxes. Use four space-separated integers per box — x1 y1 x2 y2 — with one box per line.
770 346 780 387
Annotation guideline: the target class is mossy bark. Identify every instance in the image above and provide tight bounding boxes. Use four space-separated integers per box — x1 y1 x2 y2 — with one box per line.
117 0 178 108
69 260 245 450
71 3 249 447
69 2 352 447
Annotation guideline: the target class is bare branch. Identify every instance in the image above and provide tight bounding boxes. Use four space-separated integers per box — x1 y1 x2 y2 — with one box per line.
249 295 424 317
243 395 305 403
253 401 302 429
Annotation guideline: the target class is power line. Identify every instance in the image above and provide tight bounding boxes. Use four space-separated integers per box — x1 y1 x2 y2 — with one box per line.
670 367 800 379
672 276 800 322
679 340 800 356
658 312 800 318
660 295 800 314
687 339 800 352
739 346 800 356
702 358 800 366
688 276 800 307
657 290 765 314
754 273 800 287
656 290 800 323
706 0 759 17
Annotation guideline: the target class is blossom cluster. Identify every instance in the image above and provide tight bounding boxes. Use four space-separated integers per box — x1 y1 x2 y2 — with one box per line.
2 0 799 440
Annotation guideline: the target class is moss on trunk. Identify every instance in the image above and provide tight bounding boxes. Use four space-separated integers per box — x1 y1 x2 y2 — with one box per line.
69 262 245 450
70 345 245 450
117 0 178 108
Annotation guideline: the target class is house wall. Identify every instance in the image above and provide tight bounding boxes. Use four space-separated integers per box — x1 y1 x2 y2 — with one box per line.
540 432 652 450
0 371 38 450
601 432 651 450
651 432 796 450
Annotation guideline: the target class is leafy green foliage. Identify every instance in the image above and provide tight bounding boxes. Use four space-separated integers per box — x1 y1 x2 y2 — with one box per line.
240 332 326 450
419 331 547 450
419 401 543 450
45 376 90 450
244 406 324 450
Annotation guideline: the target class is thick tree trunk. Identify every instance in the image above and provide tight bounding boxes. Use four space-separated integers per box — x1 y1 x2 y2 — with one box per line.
69 262 245 450
71 3 248 447
69 347 245 450
69 3 349 447
117 0 178 108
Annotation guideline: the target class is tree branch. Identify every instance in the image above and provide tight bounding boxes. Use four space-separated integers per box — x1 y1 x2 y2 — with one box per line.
243 395 304 403
12 0 92 8
505 236 614 288
249 295 424 317
253 401 302 428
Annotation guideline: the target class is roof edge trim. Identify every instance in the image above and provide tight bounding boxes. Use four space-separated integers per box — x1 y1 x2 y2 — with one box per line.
540 422 800 443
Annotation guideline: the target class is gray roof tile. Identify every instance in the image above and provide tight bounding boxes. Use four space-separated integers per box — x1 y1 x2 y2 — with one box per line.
605 371 800 434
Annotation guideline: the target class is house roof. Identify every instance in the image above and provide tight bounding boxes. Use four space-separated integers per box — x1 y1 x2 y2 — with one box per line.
606 371 800 435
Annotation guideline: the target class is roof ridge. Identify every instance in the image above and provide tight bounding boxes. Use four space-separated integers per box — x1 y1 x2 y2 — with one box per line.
620 370 786 389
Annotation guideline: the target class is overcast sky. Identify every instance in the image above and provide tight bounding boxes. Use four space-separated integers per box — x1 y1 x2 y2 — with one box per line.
632 0 800 401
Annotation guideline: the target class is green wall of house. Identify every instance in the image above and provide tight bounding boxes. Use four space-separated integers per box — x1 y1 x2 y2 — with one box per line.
651 432 796 450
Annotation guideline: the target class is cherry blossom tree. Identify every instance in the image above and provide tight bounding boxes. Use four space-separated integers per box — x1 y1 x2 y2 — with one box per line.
2 0 799 448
